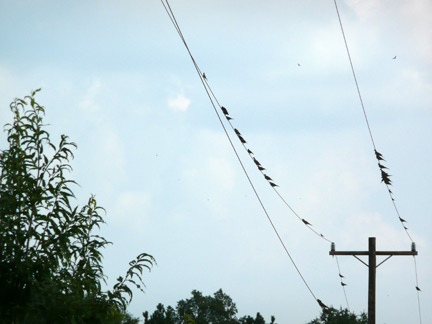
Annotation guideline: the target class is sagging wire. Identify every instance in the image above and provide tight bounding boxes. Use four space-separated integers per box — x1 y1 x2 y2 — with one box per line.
203 77 350 308
332 0 422 320
160 0 322 308
159 0 345 313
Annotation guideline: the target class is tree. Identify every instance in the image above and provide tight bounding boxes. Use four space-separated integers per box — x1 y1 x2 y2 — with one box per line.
305 307 367 324
144 289 276 324
176 289 238 324
238 312 269 324
143 304 176 324
0 90 155 323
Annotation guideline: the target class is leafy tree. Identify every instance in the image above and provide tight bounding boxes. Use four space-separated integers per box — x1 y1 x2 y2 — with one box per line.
143 304 176 324
306 307 367 324
0 90 155 323
239 313 268 324
144 289 275 324
176 289 238 324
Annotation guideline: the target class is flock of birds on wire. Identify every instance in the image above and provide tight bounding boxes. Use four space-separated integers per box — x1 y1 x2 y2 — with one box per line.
160 0 422 320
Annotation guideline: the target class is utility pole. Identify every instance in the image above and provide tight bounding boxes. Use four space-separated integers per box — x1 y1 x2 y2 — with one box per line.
329 237 417 324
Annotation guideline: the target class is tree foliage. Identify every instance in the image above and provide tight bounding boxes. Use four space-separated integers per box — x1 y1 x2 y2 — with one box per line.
143 289 275 324
0 90 154 323
305 307 367 324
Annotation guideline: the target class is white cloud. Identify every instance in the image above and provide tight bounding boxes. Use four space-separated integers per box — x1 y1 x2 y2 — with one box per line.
168 93 191 112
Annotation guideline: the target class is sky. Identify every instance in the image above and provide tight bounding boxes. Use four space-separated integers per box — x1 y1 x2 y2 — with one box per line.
1 0 431 323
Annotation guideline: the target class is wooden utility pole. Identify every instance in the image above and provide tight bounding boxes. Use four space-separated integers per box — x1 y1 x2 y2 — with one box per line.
329 237 417 324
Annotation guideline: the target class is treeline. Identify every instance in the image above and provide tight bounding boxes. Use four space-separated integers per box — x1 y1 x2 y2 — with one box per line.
143 289 275 324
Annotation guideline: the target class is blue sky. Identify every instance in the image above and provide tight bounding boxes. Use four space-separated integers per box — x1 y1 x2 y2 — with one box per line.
1 0 431 323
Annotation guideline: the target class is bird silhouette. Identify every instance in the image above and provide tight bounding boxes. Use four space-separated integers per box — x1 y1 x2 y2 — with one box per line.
341 282 347 286
339 274 345 278
317 299 329 310
269 182 279 187
238 135 246 144
302 219 312 226
221 106 229 115
258 166 266 171
247 149 254 155
399 217 407 223
297 63 301 66
226 116 233 121
392 56 397 59
253 158 261 166
264 175 273 181
203 72 207 80
374 150 386 161
416 286 421 291
234 128 241 136
381 170 392 185
378 163 388 169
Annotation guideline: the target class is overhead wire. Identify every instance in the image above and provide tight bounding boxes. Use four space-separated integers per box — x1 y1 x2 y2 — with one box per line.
332 0 422 321
413 256 423 324
335 255 350 309
332 0 413 241
160 0 323 306
158 0 356 313
202 76 350 309
204 78 333 244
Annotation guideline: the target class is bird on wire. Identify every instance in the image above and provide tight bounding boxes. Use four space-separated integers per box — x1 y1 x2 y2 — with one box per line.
221 106 229 116
238 135 246 144
381 170 392 185
375 149 386 161
302 219 312 226
317 299 329 310
378 163 388 169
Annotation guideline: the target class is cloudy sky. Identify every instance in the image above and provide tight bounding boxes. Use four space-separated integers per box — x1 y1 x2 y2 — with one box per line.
1 0 431 323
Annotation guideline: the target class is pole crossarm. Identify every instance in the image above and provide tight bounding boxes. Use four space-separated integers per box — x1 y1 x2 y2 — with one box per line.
329 251 417 256
328 237 418 324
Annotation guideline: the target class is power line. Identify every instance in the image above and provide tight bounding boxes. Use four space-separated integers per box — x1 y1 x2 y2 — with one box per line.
332 0 413 241
413 256 423 324
159 0 347 312
160 0 320 305
332 1 422 322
